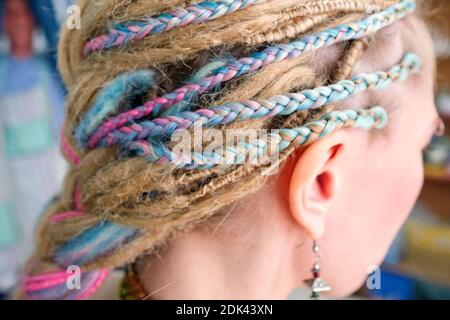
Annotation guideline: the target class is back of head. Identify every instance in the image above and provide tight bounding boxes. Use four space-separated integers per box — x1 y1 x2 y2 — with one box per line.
19 0 428 299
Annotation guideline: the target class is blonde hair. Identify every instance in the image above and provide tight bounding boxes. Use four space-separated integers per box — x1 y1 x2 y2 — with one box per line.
20 0 425 299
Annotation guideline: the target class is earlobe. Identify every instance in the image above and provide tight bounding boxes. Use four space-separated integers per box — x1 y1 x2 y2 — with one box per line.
288 136 344 240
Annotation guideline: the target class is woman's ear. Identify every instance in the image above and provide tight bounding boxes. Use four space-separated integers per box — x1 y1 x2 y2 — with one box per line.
288 132 346 240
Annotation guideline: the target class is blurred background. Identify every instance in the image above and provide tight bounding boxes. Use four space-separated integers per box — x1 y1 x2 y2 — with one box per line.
356 1 450 300
0 0 71 298
0 0 449 300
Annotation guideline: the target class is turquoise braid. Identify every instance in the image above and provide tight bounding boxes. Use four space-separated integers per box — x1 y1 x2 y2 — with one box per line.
76 70 157 147
94 53 420 148
127 107 388 170
83 0 416 149
84 0 263 55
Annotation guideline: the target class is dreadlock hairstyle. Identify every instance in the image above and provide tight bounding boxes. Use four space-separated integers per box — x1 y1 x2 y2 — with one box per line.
20 0 423 299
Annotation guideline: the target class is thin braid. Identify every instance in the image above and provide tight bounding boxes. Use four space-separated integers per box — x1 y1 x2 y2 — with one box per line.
283 39 368 130
285 0 398 15
84 0 264 55
127 107 388 169
82 0 415 149
24 268 110 300
244 13 334 45
243 0 397 45
69 0 396 81
94 53 420 148
332 39 367 82
75 70 157 148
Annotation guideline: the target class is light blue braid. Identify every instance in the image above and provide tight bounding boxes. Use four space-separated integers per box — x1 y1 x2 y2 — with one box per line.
84 0 263 54
97 53 420 147
76 70 157 148
82 0 416 149
55 222 140 267
126 107 388 170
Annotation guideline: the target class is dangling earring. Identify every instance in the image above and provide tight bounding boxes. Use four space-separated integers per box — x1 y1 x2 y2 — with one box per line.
304 240 331 300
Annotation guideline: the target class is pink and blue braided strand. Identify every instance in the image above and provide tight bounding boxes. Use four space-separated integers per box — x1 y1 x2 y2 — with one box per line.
95 53 420 148
84 0 262 55
83 0 416 149
54 222 140 267
24 268 109 300
127 107 389 170
24 222 140 299
76 70 157 147
24 124 142 300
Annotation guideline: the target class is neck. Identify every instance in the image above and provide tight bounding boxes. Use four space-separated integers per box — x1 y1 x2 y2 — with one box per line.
137 188 307 299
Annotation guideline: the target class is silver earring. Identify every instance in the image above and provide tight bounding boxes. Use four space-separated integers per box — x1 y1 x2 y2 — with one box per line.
304 240 331 300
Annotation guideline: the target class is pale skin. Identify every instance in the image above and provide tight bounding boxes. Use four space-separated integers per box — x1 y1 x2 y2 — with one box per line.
135 15 441 299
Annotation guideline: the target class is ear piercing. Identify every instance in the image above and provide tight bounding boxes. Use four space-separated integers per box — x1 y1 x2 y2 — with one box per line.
304 240 331 299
